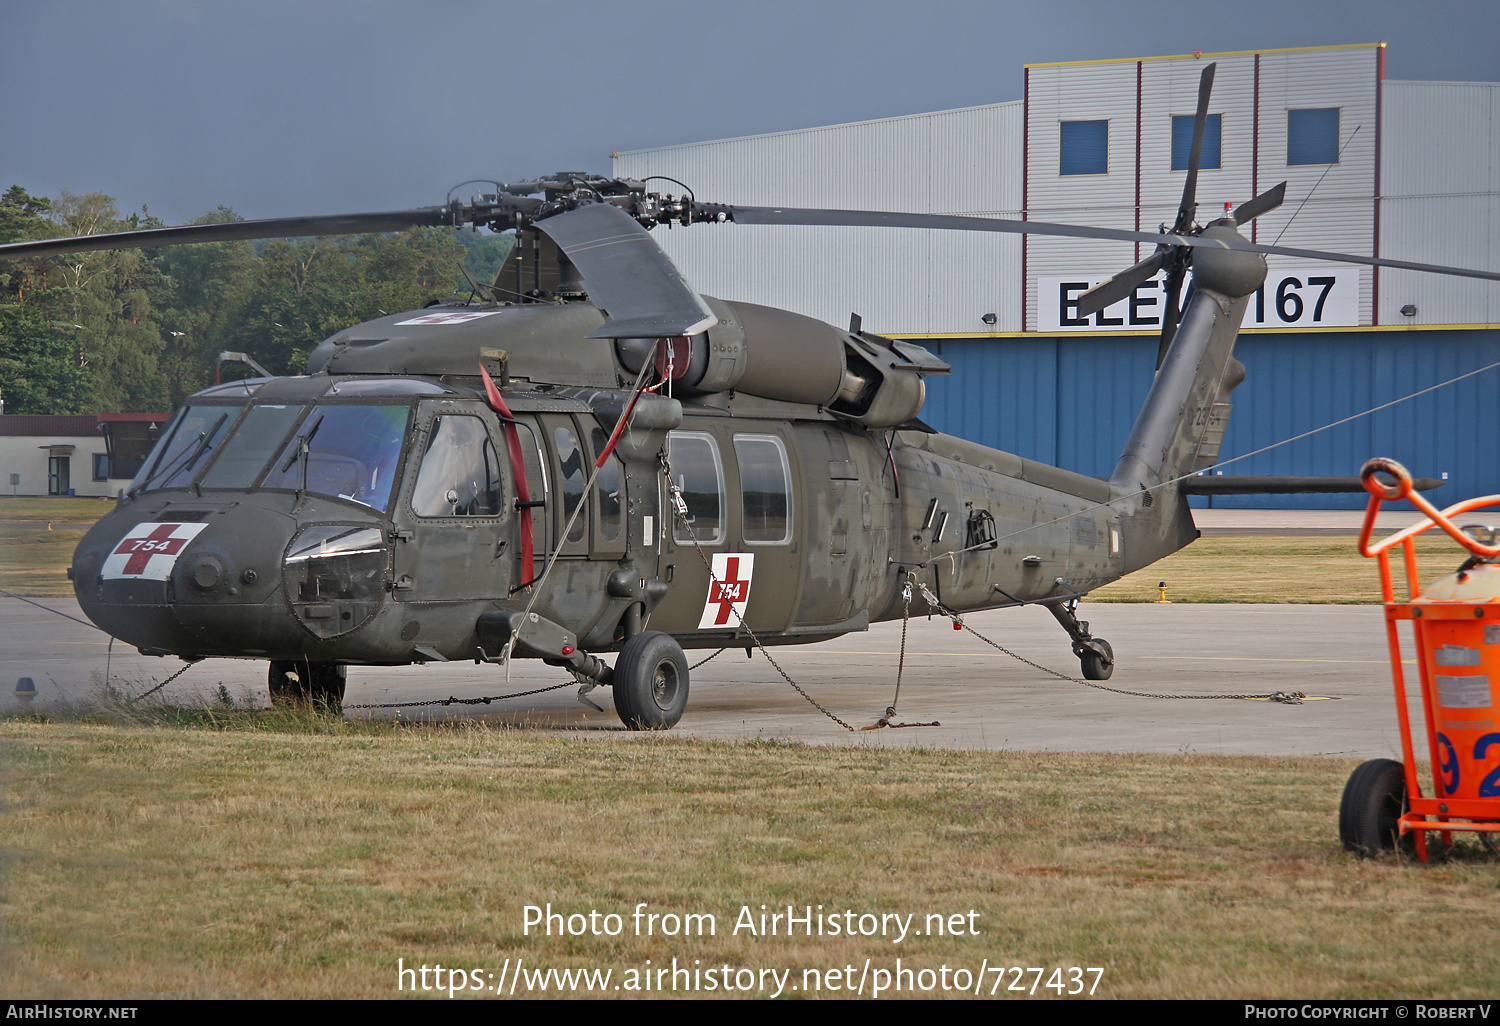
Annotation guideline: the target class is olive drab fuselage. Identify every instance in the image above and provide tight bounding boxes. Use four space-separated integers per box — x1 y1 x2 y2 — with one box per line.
69 291 1212 669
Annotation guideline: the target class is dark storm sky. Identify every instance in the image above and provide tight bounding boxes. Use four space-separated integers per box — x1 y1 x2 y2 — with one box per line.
2 0 1496 225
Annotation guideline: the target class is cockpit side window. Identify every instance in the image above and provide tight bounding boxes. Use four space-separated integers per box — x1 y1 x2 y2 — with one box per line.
410 415 503 517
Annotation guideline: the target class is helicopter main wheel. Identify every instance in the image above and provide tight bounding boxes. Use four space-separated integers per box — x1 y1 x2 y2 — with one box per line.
268 659 346 713
1079 639 1114 681
1339 758 1410 858
612 630 689 731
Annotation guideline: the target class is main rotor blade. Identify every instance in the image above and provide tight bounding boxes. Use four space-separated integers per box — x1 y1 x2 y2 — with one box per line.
0 208 454 261
1157 269 1186 368
1232 182 1287 225
1076 250 1166 319
1175 62 1217 233
713 205 1500 282
534 203 716 339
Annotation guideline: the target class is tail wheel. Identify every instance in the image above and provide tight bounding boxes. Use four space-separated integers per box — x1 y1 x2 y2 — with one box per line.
1080 639 1114 681
268 660 346 713
612 630 689 730
1339 758 1409 857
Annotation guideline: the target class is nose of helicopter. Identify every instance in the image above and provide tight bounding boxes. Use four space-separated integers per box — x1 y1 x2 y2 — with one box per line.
72 502 395 660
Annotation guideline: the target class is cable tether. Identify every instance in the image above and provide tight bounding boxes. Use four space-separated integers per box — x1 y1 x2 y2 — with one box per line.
908 578 1315 703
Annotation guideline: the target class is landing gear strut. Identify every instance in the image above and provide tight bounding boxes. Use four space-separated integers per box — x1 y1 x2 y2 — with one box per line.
1046 598 1114 681
268 659 346 712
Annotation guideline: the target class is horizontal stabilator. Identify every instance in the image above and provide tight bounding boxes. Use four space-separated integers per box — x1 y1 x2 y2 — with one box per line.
1180 475 1444 495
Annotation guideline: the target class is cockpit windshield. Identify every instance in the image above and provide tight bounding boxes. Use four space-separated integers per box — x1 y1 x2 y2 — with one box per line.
131 401 411 513
260 404 410 511
129 405 236 493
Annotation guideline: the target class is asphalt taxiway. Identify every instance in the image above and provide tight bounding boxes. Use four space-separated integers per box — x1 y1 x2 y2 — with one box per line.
1 593 1424 759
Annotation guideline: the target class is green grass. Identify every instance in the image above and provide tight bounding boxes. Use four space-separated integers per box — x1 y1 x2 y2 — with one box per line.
0 496 115 522
1092 533 1460 604
2 708 1499 999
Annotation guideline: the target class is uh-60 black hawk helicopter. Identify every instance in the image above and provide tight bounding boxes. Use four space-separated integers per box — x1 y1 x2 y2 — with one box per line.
5 65 1495 729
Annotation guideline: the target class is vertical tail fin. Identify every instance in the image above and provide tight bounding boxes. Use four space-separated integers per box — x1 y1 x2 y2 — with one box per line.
1105 222 1267 569
1108 288 1251 495
1109 222 1268 498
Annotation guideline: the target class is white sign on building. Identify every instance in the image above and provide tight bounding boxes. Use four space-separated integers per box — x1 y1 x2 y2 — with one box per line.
1036 263 1361 333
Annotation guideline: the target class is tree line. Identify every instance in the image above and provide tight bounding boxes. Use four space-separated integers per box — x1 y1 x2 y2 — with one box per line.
0 185 514 414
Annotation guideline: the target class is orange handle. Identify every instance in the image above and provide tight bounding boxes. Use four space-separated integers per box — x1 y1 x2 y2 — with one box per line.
1357 457 1500 559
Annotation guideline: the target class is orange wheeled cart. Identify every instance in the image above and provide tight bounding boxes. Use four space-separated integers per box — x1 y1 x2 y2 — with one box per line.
1345 457 1500 861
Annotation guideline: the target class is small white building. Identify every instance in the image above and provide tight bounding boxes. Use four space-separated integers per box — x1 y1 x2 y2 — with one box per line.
0 413 169 498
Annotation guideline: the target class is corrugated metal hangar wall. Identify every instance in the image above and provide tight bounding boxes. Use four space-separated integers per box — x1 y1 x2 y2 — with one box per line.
615 44 1500 508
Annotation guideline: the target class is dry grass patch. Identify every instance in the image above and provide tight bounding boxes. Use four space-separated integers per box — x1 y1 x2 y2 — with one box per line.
1092 534 1460 604
0 527 89 597
3 711 1499 999
0 496 113 523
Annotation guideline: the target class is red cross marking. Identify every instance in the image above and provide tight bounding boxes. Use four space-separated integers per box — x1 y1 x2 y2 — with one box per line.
113 524 189 576
709 556 750 626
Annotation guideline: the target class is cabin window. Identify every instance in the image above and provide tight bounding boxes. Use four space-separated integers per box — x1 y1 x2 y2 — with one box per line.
734 434 792 544
667 431 724 544
554 426 588 543
1287 108 1340 166
1171 113 1222 171
1059 120 1108 176
590 427 624 543
409 415 501 517
260 404 409 512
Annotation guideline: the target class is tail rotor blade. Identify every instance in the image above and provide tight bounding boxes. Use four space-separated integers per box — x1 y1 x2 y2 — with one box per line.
1174 62 1217 232
1233 182 1287 225
1076 250 1166 320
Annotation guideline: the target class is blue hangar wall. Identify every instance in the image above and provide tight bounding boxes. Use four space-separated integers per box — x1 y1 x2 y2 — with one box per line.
914 328 1500 510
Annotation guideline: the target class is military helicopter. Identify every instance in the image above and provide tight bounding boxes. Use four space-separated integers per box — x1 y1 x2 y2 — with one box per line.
3 65 1495 729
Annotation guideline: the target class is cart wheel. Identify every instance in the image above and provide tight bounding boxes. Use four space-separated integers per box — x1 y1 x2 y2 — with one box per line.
1339 758 1410 858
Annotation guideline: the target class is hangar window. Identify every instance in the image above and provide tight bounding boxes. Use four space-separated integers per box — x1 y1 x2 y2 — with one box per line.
1287 108 1340 166
1171 113 1222 170
1059 120 1109 176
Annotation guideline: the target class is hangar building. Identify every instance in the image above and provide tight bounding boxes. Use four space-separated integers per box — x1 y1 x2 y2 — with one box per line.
614 44 1500 508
